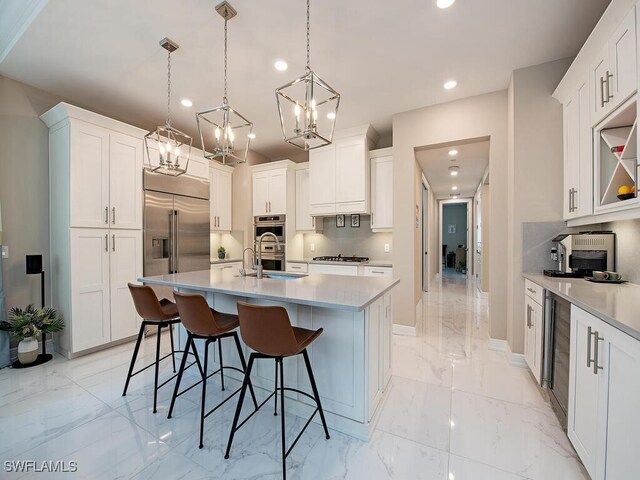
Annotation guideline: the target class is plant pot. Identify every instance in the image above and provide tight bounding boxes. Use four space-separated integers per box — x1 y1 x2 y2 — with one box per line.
18 337 39 365
218 253 225 259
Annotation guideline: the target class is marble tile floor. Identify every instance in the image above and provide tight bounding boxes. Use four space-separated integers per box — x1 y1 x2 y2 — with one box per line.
0 275 590 479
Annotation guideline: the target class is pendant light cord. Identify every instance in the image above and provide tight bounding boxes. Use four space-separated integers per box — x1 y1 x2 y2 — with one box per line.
166 48 172 125
223 8 228 104
306 0 310 72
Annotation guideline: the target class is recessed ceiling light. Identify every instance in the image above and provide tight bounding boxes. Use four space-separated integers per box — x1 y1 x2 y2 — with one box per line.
181 98 193 107
327 112 336 120
274 60 288 71
248 133 256 139
444 80 457 90
448 149 458 156
450 194 459 199
449 166 459 176
437 0 455 8
452 186 458 191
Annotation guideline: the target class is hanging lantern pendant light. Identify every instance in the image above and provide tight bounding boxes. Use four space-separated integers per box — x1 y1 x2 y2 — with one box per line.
196 1 253 166
144 38 192 176
276 0 340 151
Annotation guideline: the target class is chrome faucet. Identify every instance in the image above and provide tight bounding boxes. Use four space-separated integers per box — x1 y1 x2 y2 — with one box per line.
256 232 281 279
240 247 256 276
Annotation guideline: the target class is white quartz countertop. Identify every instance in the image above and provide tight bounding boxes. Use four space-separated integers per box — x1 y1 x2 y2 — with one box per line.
287 258 393 267
140 269 399 311
524 273 640 341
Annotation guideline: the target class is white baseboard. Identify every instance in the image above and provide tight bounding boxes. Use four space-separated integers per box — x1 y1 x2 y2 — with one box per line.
392 324 417 336
507 344 528 368
488 337 508 351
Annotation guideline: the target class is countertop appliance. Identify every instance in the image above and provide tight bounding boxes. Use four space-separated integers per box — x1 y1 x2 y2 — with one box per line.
312 255 370 262
546 292 571 430
143 170 210 276
544 231 615 278
254 215 285 243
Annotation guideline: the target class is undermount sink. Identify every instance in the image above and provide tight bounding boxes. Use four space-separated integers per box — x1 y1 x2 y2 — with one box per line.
237 272 307 280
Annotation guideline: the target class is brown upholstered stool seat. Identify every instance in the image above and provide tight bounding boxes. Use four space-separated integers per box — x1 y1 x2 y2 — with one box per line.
158 298 179 319
186 310 239 337
225 302 330 480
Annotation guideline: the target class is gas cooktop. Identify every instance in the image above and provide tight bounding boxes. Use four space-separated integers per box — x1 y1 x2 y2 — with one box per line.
313 255 369 263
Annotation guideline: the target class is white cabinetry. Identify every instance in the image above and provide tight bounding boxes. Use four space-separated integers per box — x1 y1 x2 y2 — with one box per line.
524 280 544 384
367 292 392 421
568 305 640 480
210 261 242 271
308 263 359 276
370 149 393 231
252 166 289 216
591 6 637 125
295 165 323 231
363 266 393 278
42 103 144 357
286 262 308 273
210 164 233 231
309 125 378 215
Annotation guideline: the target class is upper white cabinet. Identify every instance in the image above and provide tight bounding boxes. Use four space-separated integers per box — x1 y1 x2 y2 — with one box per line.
69 121 143 229
568 305 640 480
563 76 593 220
295 165 323 231
252 160 295 217
309 125 378 216
591 7 637 125
370 149 393 231
210 164 233 232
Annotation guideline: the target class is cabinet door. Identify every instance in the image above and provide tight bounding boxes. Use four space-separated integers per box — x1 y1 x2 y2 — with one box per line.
335 136 367 204
309 144 336 208
267 169 287 215
308 264 359 276
109 230 142 341
576 79 593 217
295 168 314 231
564 92 580 220
211 168 232 231
252 171 270 216
368 296 382 420
609 6 637 110
591 49 611 125
568 306 604 479
70 228 111 351
597 322 640 480
531 299 544 384
186 152 210 179
70 122 110 228
109 132 142 230
381 292 392 391
524 299 537 376
371 156 393 230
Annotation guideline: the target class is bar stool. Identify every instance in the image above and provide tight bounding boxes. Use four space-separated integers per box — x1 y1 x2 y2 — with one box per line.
124 283 200 414
224 302 330 480
169 292 258 449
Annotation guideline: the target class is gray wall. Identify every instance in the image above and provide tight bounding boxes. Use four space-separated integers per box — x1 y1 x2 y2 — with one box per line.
0 75 63 312
442 204 467 250
302 215 392 261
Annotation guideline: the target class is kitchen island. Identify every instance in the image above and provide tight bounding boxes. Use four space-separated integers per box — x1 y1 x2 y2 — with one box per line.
139 268 399 440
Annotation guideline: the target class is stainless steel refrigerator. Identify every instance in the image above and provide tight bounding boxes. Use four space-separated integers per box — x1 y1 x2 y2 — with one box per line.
143 170 210 277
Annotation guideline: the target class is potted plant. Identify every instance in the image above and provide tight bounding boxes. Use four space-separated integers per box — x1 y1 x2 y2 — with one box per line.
217 246 226 260
0 305 64 365
458 260 467 274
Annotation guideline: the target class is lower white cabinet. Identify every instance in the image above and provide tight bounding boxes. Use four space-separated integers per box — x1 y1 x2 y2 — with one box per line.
363 266 393 278
367 292 393 421
568 305 640 479
308 263 359 276
210 261 242 271
524 281 544 384
286 262 308 273
69 228 142 353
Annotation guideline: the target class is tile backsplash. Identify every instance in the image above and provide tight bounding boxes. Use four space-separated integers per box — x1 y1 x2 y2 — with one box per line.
301 215 392 261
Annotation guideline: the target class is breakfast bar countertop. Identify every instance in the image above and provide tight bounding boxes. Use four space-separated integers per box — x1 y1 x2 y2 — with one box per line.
140 268 399 312
524 273 640 341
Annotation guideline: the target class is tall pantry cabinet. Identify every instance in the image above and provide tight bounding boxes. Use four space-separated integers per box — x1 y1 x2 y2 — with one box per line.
42 103 143 357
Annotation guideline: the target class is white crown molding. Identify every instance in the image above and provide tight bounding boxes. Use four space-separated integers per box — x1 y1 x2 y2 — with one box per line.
0 0 48 63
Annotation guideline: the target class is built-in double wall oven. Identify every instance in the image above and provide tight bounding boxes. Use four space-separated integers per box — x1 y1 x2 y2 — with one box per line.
254 215 286 271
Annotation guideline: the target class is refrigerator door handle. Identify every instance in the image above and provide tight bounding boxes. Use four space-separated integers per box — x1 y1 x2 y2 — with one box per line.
168 211 174 273
174 210 179 273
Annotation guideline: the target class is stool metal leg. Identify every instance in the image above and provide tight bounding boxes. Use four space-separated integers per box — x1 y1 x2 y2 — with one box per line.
199 339 210 449
168 334 193 419
218 339 225 391
274 359 279 416
152 324 163 413
302 349 330 439
122 321 147 396
169 323 177 373
224 353 255 459
279 357 287 480
231 332 258 409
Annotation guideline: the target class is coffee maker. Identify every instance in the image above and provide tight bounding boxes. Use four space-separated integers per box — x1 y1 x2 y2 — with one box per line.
544 231 615 278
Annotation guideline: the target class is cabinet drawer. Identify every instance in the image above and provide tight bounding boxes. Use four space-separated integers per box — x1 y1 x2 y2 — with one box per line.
525 279 544 305
308 264 359 276
363 266 393 277
286 262 308 273
310 203 336 215
211 262 242 271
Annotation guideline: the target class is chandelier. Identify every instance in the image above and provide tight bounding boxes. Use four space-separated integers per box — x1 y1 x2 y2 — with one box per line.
196 1 253 166
275 0 340 150
144 38 192 176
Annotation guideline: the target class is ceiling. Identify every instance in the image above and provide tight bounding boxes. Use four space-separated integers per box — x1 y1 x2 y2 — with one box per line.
0 0 610 159
416 139 489 199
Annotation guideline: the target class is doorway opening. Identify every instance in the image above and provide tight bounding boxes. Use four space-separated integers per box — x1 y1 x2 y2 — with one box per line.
440 200 471 280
